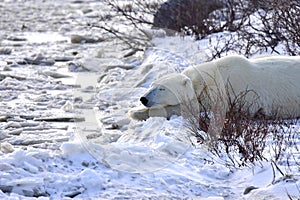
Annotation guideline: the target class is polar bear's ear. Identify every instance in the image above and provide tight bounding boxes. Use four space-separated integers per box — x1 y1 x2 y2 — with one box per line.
182 76 191 86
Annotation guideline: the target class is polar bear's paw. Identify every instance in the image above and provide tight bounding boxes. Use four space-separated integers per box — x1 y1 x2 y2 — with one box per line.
128 107 150 121
129 105 182 121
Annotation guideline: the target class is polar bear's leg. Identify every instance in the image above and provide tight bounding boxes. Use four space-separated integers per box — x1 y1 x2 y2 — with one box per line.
128 107 150 121
149 105 181 119
129 104 182 120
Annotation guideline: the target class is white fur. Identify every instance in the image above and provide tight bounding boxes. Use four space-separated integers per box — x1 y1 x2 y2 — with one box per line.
130 55 300 120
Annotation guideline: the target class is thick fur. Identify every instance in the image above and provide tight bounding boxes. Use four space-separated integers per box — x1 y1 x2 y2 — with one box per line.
130 55 300 120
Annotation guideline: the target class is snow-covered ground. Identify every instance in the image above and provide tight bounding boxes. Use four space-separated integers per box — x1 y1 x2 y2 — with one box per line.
0 0 300 199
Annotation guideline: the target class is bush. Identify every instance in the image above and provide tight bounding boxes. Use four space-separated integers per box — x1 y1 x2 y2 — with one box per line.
93 0 161 52
98 0 300 56
205 0 300 57
184 81 299 169
152 0 223 39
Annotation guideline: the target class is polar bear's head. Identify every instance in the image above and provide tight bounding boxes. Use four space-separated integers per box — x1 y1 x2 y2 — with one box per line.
140 73 196 107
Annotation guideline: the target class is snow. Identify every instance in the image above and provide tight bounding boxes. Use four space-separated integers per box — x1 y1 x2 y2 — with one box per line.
0 1 299 199
1 32 299 199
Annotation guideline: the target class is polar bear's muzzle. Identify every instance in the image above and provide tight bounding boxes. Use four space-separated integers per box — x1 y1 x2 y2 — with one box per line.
140 96 149 106
140 88 157 107
140 95 156 107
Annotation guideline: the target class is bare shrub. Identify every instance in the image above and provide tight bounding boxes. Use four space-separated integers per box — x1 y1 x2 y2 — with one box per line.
207 0 300 57
268 119 300 174
184 80 300 169
152 0 223 39
95 0 299 56
187 86 268 167
92 0 162 52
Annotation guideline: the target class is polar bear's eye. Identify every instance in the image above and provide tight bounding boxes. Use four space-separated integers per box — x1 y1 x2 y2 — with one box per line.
159 88 166 91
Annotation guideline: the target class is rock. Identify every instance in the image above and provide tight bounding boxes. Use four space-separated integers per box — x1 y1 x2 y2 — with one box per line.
84 11 102 18
4 121 22 129
153 0 222 34
53 56 74 62
74 97 83 103
61 101 74 112
70 34 104 44
7 178 46 197
6 36 27 41
0 48 12 55
72 0 84 3
123 49 140 58
42 70 71 78
82 8 93 14
0 73 27 81
0 185 13 193
243 186 258 195
0 115 8 122
6 128 23 135
64 188 84 198
3 65 12 71
68 61 86 72
24 54 55 66
34 116 85 122
0 142 15 153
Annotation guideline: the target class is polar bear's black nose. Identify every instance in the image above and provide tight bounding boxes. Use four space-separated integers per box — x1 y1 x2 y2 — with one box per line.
140 97 148 106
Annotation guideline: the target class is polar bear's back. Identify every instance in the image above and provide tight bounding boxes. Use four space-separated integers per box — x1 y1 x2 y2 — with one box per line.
226 55 300 118
184 55 300 118
215 55 300 73
248 56 300 117
193 55 300 93
251 55 300 69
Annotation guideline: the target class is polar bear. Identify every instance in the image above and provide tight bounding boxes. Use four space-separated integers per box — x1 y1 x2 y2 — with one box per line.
129 55 300 121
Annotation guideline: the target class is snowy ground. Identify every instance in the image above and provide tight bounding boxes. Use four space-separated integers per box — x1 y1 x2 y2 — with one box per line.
0 0 300 199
